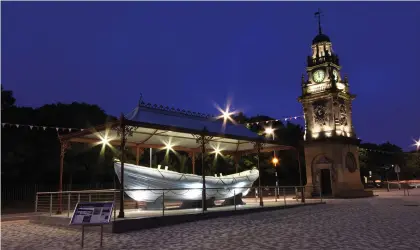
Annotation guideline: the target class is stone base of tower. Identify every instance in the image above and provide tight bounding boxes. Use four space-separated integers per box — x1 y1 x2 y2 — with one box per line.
303 138 373 199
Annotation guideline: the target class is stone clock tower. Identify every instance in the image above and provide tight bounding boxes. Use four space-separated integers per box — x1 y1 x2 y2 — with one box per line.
298 11 372 198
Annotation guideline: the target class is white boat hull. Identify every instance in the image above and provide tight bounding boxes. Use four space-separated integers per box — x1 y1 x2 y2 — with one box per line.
114 162 259 202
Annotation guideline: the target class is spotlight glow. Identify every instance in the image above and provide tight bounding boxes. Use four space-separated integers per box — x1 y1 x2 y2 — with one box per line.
214 101 238 130
97 129 113 146
264 126 276 139
413 137 420 150
210 144 223 157
95 128 117 156
100 135 111 146
163 141 174 151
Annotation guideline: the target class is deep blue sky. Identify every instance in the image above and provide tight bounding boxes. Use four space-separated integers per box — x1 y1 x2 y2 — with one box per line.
2 2 419 150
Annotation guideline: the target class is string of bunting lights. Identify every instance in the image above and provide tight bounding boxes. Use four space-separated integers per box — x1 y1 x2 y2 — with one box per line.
359 148 414 155
1 122 84 132
2 121 415 155
244 115 304 126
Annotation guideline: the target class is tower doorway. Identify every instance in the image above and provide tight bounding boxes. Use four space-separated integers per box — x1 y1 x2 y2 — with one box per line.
320 169 332 195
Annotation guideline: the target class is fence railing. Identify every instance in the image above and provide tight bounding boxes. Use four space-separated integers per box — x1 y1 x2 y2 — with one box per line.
1 183 115 203
35 186 323 220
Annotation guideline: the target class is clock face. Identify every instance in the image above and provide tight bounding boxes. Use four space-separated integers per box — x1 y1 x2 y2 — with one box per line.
333 69 339 82
313 70 325 83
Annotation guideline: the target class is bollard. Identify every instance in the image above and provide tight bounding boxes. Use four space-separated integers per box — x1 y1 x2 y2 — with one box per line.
49 193 53 216
78 193 80 203
113 191 116 221
67 193 71 218
89 194 91 202
283 188 286 208
162 191 165 217
275 187 277 202
320 187 323 203
255 188 258 202
35 194 38 213
234 189 236 211
301 187 306 204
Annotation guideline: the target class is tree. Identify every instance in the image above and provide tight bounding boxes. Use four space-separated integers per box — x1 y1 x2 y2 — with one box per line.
359 142 406 182
405 150 420 179
1 101 113 187
1 85 16 110
233 114 305 186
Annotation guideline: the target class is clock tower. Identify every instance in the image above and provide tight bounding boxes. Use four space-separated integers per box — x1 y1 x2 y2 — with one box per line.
298 11 372 198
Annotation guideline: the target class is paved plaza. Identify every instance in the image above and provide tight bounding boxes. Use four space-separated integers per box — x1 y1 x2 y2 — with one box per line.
2 190 420 250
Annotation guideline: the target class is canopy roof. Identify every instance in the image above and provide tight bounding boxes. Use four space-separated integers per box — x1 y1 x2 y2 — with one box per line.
61 101 295 154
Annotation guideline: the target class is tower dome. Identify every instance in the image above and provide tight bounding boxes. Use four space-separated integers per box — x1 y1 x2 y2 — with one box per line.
312 33 331 45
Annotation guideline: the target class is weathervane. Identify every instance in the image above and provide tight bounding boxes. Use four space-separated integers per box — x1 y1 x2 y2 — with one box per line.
314 9 323 34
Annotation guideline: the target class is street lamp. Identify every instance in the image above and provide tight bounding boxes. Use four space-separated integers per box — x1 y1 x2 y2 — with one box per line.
272 156 279 166
272 155 280 201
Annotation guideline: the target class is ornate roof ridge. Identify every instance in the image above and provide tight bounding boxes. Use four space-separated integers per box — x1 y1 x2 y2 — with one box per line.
138 100 217 120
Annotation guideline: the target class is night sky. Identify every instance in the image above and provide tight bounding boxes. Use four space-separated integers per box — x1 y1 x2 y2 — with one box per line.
2 2 419 150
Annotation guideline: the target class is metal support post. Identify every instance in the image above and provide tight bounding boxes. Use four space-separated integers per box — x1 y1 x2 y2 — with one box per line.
201 140 206 213
67 193 71 217
296 150 305 203
162 191 165 217
150 148 152 167
320 186 323 203
234 189 236 211
194 129 212 213
113 192 116 221
117 114 131 219
100 225 103 247
255 188 258 202
81 225 85 248
255 142 263 207
275 172 278 202
283 188 286 207
49 193 53 216
35 193 38 212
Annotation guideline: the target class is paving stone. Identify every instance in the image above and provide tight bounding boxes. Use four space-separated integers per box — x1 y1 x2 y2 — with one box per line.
2 190 419 250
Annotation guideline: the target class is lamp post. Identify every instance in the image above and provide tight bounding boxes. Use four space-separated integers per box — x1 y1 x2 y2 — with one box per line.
118 115 126 218
254 142 264 207
272 155 279 200
115 114 136 219
57 138 70 214
194 128 212 212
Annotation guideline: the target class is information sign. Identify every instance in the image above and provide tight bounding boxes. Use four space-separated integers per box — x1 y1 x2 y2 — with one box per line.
70 202 114 226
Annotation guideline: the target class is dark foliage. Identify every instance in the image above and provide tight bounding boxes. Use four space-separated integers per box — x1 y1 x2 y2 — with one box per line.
1 86 417 193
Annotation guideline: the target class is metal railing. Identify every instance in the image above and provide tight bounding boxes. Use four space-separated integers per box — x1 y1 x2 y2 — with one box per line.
35 185 323 220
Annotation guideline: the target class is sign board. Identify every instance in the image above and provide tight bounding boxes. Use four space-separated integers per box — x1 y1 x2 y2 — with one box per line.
70 202 114 226
394 165 401 173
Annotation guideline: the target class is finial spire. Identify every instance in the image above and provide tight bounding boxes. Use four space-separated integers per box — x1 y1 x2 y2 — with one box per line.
138 93 143 106
315 9 323 34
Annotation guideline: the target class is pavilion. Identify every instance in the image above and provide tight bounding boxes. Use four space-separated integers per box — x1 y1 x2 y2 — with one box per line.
58 98 301 218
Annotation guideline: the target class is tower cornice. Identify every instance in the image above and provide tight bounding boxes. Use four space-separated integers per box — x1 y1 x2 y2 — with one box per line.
306 63 341 72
